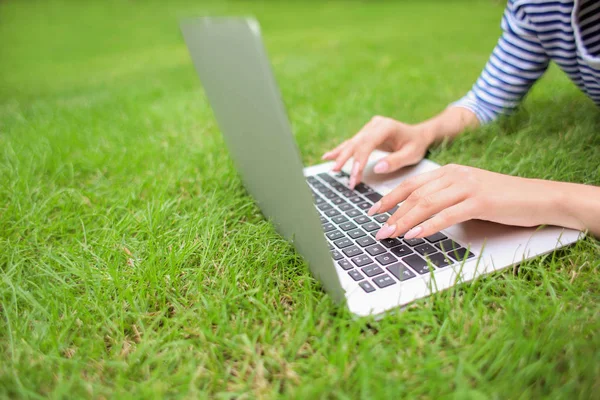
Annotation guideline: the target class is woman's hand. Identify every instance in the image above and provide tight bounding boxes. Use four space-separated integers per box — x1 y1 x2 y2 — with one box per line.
321 107 480 189
322 115 434 189
367 164 569 240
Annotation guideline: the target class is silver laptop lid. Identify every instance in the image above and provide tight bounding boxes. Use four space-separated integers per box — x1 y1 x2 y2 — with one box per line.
181 18 344 301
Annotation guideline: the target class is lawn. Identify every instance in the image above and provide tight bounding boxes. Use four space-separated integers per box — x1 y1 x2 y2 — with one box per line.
1 0 599 398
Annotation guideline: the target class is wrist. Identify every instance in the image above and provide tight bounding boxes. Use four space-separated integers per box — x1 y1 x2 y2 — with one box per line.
413 107 478 147
534 179 585 231
413 121 438 148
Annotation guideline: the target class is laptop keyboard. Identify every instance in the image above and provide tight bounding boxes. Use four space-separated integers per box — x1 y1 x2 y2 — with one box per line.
306 171 475 294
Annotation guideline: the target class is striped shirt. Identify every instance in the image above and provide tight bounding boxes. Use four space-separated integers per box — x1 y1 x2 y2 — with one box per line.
452 0 600 124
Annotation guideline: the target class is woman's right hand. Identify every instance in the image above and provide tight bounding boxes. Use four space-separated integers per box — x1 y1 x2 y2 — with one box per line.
321 115 435 189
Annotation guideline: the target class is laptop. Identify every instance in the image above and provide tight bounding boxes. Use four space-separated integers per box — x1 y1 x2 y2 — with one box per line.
180 18 582 317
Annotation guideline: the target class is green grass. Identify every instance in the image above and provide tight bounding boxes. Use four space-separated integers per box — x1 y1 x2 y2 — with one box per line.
1 0 599 398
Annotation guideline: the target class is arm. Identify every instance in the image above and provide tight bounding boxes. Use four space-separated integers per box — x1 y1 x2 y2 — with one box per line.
548 181 600 237
324 1 551 188
451 1 550 124
369 166 600 240
365 6 599 239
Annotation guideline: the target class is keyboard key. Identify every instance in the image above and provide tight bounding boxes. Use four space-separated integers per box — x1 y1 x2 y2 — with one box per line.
356 236 376 247
319 216 327 224
362 222 380 232
414 243 438 256
351 254 373 267
322 223 335 232
425 232 447 243
326 230 344 240
317 173 336 184
366 244 386 256
330 182 345 191
331 215 348 224
348 269 364 281
339 222 357 231
359 281 376 293
388 205 399 215
324 192 338 199
402 255 431 274
356 202 372 211
331 197 345 205
331 250 343 260
404 237 425 246
380 238 401 248
447 247 475 261
343 245 363 257
436 239 461 252
374 214 389 223
425 253 451 268
317 202 333 211
338 203 354 212
372 274 396 288
340 190 355 198
328 242 334 250
353 215 370 225
348 229 366 239
349 196 363 204
354 183 373 194
314 196 325 205
338 259 353 270
306 176 318 185
345 209 361 218
390 245 413 258
365 192 383 203
361 264 384 277
375 253 397 265
334 238 353 249
387 263 416 281
324 209 340 217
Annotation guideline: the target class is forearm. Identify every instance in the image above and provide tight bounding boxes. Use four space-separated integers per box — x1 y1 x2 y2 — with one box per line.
415 106 480 146
421 4 551 146
543 180 600 237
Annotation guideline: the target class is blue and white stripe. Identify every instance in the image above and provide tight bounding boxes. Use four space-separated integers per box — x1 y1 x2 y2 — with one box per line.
453 0 600 124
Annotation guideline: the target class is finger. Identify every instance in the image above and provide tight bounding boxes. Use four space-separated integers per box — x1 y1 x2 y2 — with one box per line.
349 131 389 189
331 142 356 172
367 167 445 216
375 185 467 240
325 117 375 162
390 185 467 238
386 176 452 226
404 199 480 239
330 116 384 174
373 145 423 174
322 140 349 160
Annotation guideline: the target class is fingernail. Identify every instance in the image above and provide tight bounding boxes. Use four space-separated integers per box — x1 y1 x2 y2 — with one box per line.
376 224 396 240
322 151 332 160
374 161 389 174
367 201 381 216
404 226 423 240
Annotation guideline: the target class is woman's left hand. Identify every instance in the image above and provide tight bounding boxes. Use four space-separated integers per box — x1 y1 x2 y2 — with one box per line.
368 164 563 240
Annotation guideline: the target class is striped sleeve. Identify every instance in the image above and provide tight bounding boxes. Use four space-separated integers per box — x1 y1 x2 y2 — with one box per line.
451 2 551 124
